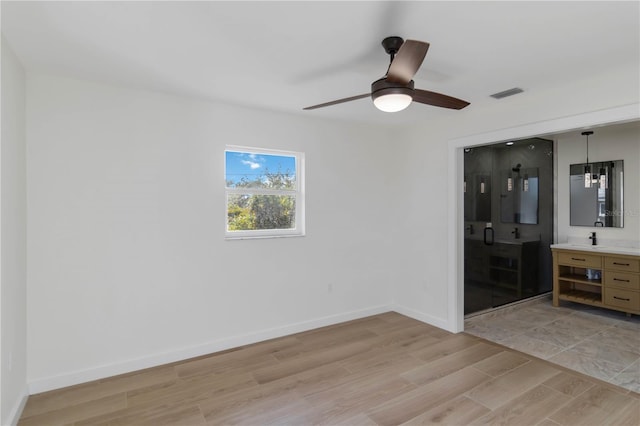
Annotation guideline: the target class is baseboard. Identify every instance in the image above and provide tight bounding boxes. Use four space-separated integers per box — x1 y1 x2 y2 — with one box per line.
392 303 454 333
28 304 392 394
5 386 29 426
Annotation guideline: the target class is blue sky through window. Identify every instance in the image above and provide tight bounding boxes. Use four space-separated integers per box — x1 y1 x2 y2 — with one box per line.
225 150 296 187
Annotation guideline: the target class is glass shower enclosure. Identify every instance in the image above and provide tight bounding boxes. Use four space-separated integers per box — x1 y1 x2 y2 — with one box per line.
464 138 554 315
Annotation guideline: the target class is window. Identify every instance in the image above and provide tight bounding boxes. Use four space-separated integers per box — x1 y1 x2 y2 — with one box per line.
225 146 304 239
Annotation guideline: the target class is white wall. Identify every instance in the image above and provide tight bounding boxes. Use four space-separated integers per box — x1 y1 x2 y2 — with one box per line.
393 63 640 329
26 73 396 391
556 121 640 244
1 37 28 424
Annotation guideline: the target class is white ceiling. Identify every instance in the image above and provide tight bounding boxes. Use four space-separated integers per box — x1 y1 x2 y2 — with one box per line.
2 1 639 125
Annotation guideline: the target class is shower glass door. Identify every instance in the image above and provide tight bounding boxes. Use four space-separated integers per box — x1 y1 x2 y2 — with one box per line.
464 139 554 315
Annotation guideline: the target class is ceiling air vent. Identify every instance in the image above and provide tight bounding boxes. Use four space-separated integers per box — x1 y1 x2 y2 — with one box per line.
490 87 524 99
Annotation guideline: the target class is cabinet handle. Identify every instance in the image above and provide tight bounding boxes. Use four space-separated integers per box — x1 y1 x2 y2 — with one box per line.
613 296 631 301
571 258 586 261
613 278 631 282
613 262 630 266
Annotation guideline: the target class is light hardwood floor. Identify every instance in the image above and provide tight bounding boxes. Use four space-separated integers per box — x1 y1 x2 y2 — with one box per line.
19 313 639 425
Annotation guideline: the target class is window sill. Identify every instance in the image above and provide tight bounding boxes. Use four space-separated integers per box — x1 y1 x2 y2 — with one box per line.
224 233 305 241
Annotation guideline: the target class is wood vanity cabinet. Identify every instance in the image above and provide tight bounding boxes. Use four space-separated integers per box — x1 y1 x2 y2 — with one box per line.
552 248 640 315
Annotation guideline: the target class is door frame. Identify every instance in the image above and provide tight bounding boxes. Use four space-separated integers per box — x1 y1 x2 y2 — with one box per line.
447 104 639 333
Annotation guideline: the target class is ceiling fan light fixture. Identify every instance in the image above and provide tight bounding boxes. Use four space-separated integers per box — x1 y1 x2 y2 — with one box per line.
371 78 414 113
373 92 413 112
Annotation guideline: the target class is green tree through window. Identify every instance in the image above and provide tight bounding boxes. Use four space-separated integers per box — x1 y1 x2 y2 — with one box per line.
225 148 304 238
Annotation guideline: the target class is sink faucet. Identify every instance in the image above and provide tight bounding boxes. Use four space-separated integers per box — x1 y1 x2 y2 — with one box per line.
512 227 520 239
589 231 597 245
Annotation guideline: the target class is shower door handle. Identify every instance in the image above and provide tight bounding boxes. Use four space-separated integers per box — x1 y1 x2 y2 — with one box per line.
484 227 494 246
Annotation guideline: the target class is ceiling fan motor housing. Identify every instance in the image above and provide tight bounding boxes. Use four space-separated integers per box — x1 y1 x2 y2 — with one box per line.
381 36 404 55
371 78 414 101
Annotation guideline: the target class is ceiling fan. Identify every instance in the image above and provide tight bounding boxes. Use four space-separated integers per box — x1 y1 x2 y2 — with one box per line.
303 36 470 113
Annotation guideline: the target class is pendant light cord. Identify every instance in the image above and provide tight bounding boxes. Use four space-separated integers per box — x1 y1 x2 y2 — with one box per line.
586 134 589 163
582 131 594 164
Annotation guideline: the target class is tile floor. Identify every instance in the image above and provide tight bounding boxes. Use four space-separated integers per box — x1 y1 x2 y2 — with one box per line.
464 295 640 393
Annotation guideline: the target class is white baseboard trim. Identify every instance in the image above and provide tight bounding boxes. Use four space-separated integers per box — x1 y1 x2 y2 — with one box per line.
5 386 29 426
392 303 454 333
28 304 392 394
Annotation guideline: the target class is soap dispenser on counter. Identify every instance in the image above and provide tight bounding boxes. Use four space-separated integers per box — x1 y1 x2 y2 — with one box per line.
483 222 494 246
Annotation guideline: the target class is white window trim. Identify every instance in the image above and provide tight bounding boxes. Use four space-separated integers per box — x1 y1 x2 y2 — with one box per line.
225 145 305 240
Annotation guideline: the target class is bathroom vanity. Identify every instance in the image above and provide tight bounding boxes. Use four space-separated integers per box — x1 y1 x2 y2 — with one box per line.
551 244 640 315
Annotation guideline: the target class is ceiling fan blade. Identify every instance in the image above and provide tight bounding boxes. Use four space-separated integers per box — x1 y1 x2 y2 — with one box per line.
303 93 370 110
413 89 470 110
387 40 430 84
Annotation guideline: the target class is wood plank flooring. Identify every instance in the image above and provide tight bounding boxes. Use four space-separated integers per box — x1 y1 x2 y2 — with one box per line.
19 312 640 425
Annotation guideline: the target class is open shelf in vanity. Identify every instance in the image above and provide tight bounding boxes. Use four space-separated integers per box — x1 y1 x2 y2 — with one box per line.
552 244 640 315
555 250 603 306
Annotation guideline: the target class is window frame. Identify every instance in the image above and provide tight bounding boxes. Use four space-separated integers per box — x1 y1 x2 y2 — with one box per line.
224 145 305 239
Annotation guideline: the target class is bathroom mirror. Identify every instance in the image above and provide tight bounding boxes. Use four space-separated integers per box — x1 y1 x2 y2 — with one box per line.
500 167 539 224
570 160 623 227
464 172 491 222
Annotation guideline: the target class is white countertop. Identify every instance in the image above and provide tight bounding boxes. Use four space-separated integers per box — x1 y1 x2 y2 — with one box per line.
550 243 640 256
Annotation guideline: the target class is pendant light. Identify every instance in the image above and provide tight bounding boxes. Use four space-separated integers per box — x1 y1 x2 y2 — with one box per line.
582 131 594 188
509 163 521 192
506 142 514 192
584 166 591 188
599 165 607 189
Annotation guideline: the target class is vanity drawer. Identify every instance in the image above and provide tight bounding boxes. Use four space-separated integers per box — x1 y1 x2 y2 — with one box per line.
604 271 640 291
604 288 640 311
605 256 640 273
557 252 602 268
